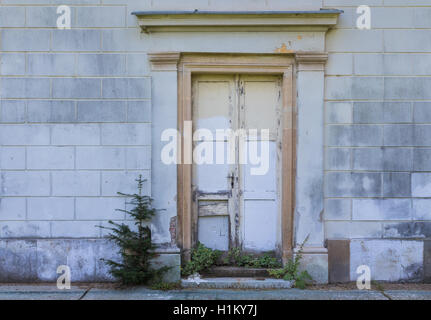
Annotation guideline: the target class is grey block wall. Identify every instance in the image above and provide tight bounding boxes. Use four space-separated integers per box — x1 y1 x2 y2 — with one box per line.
0 12 152 240
0 0 322 283
323 0 431 281
0 0 156 281
1 0 431 283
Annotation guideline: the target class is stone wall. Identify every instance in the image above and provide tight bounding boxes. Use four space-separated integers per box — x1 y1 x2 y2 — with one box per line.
0 0 324 282
1 0 431 283
323 0 431 281
0 0 157 282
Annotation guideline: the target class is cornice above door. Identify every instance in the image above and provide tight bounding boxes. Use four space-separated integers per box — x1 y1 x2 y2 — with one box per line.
132 9 343 34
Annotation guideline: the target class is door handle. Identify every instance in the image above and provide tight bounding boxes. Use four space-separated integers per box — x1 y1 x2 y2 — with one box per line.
227 173 235 189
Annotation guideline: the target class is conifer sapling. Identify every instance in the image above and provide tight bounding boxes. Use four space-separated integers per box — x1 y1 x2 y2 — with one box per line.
99 175 169 285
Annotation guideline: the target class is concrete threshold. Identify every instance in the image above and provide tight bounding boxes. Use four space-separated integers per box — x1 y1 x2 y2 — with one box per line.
181 277 294 289
203 266 270 278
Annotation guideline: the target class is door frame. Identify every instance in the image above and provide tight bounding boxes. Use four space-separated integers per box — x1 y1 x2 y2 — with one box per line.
176 53 296 263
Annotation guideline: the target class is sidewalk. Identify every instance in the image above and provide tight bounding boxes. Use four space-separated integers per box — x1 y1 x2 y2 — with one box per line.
0 284 431 300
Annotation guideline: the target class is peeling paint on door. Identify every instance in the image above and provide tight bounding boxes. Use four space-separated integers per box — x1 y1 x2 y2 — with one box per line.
192 74 282 252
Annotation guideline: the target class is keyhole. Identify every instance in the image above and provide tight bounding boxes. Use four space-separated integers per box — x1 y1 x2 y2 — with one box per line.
228 173 235 189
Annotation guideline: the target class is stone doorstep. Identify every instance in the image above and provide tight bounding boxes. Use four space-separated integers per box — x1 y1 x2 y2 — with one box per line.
181 277 294 289
202 266 270 278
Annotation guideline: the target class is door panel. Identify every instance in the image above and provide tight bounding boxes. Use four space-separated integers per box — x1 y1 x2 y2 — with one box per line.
240 76 281 251
192 75 236 249
243 78 280 135
243 200 277 251
198 215 229 251
198 200 229 217
195 161 230 193
242 141 278 250
193 75 234 136
243 141 277 194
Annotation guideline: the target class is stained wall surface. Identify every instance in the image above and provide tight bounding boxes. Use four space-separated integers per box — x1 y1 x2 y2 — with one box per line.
0 0 430 282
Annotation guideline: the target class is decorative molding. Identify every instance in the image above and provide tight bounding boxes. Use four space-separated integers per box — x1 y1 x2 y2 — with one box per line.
175 53 296 263
148 52 181 71
154 245 181 254
294 246 328 254
295 52 328 71
295 52 328 63
132 10 343 33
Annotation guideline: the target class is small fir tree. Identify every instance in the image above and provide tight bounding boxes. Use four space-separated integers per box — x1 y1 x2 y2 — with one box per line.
99 175 169 285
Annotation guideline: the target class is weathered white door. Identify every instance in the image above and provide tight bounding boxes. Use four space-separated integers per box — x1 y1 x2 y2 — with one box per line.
192 74 282 253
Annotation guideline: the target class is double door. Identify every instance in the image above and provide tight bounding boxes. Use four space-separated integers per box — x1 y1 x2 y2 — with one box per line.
192 74 282 252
